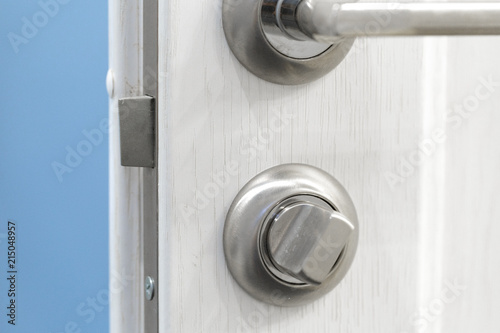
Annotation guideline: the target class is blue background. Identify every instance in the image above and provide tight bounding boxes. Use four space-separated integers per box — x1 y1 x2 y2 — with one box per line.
0 1 109 332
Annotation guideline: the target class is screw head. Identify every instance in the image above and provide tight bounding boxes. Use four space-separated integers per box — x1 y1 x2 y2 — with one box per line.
145 276 155 301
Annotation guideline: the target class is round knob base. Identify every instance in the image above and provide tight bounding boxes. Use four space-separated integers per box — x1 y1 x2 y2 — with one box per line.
223 164 359 306
222 0 355 85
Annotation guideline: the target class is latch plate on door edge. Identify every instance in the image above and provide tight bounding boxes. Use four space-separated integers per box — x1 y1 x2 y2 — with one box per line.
118 96 156 167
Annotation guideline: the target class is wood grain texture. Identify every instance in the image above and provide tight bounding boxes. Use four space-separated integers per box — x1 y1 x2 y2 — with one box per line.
157 1 424 332
109 0 143 332
127 2 500 333
429 37 500 333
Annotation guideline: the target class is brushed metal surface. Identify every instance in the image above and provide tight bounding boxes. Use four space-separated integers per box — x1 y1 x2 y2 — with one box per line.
223 0 500 84
222 0 355 85
223 164 359 306
118 96 155 168
267 200 354 285
296 1 500 43
143 0 159 332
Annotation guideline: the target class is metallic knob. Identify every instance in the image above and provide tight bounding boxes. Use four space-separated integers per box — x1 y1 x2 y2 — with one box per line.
266 198 354 285
223 164 359 306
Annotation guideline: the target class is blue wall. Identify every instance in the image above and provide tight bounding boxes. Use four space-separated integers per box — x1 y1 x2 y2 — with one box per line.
0 1 109 332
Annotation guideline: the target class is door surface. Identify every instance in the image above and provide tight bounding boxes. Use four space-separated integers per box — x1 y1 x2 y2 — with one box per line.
109 1 500 332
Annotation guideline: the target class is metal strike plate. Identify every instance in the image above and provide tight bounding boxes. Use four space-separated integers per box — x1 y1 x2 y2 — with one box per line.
118 96 156 167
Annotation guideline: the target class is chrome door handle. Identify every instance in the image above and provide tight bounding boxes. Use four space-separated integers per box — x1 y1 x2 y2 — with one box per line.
276 1 500 42
222 0 500 84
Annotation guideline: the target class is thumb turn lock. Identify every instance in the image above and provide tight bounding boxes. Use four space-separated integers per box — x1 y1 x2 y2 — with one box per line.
223 164 359 306
267 197 355 286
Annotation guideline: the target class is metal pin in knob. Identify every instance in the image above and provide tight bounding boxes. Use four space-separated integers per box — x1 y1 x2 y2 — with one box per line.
267 200 355 285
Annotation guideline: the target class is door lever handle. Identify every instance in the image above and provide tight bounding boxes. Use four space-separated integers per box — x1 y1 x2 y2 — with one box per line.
222 0 500 85
279 1 500 43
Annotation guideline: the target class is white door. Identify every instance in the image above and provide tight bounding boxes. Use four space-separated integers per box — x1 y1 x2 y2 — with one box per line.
109 1 500 332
